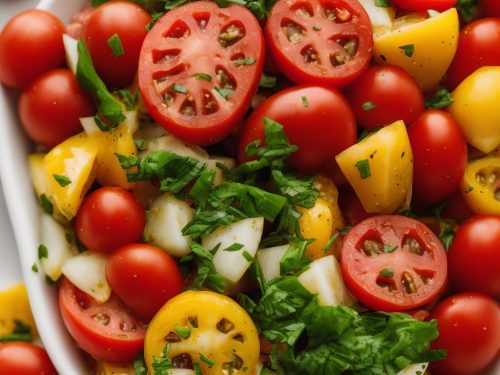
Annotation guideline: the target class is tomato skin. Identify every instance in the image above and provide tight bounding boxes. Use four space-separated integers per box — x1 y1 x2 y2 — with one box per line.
347 65 424 130
481 0 500 17
447 215 500 297
341 215 448 311
408 110 468 205
389 0 456 12
0 342 57 375
447 18 500 90
239 85 356 173
265 0 373 87
430 293 500 375
59 278 146 364
0 10 65 89
442 188 474 223
18 69 94 148
75 187 146 253
338 186 373 227
82 1 151 88
106 243 184 322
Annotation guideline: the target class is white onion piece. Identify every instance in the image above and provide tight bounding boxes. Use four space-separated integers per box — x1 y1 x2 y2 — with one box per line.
256 244 290 284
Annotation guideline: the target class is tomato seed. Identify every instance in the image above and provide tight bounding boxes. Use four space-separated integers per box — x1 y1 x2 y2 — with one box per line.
402 272 417 293
219 24 245 47
217 318 235 334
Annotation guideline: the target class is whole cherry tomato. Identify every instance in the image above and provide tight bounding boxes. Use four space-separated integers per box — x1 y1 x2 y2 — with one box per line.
0 342 57 375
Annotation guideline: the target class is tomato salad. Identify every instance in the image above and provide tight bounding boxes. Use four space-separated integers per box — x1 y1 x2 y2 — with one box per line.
0 0 499 374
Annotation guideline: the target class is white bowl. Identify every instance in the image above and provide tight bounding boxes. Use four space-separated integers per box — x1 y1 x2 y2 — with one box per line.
0 1 499 374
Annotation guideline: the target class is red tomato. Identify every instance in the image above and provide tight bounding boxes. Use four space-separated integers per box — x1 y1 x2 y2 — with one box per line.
442 188 474 223
447 215 500 297
338 185 373 227
66 6 94 40
347 65 424 130
430 293 500 375
18 69 94 148
0 10 65 88
265 0 373 87
389 0 456 11
447 18 500 89
408 110 468 205
106 243 184 322
138 1 264 145
481 0 500 17
0 342 57 375
59 278 146 363
75 187 146 253
82 1 151 88
239 85 356 173
341 215 448 311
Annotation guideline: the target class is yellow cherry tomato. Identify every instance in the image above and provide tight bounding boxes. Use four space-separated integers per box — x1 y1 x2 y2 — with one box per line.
44 133 98 220
298 198 333 260
460 157 500 215
145 291 260 375
374 9 459 92
0 283 37 339
448 67 500 153
335 121 413 214
313 175 345 232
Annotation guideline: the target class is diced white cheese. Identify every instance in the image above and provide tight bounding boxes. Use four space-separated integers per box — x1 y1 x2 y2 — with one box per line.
39 213 76 281
202 217 264 283
61 251 111 303
80 111 138 136
144 193 194 257
63 34 79 74
298 255 355 307
396 363 428 375
256 244 290 284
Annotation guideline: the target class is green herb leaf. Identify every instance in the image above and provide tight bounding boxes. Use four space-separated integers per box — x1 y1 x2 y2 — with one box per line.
53 174 71 187
456 0 479 22
213 86 233 100
374 0 391 7
259 73 277 88
301 96 309 108
425 88 454 109
152 344 174 373
188 169 216 208
199 353 216 367
272 170 319 209
279 239 311 275
0 320 32 343
134 138 146 151
133 352 147 375
118 89 139 110
193 72 212 82
193 361 203 375
38 244 48 259
233 57 256 66
399 44 415 57
31 263 38 273
383 245 398 253
39 194 53 215
107 33 124 57
323 232 339 253
242 250 254 262
146 11 165 31
362 101 376 111
379 268 394 277
223 243 245 252
76 40 125 128
172 83 188 94
355 159 371 179
174 324 192 339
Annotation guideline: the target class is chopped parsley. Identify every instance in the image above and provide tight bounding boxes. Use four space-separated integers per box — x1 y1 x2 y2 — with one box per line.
151 344 174 373
174 324 191 339
425 88 454 109
383 245 398 253
0 320 32 343
199 353 216 367
301 96 309 108
193 73 212 81
172 83 188 94
362 101 376 111
354 159 371 179
242 250 254 262
213 86 233 100
259 73 277 88
38 244 48 259
399 44 415 57
374 0 391 7
233 57 256 66
133 352 147 375
223 243 245 252
53 174 71 187
39 194 53 215
107 33 124 57
379 268 394 278
117 89 139 110
31 263 38 273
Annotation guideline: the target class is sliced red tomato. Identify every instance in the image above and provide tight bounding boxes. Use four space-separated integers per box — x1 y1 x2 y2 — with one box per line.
341 215 448 311
138 1 264 145
59 278 146 363
389 0 456 12
265 0 373 87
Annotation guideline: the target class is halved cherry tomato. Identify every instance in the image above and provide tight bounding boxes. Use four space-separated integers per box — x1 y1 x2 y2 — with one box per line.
0 9 65 88
341 215 448 311
59 278 146 363
82 1 151 88
75 187 146 253
239 84 356 173
347 65 424 130
389 0 456 12
106 243 184 322
138 1 264 145
0 342 57 375
266 0 373 87
447 18 500 90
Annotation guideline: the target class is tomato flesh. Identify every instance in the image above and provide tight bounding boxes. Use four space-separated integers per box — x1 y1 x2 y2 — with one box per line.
265 0 373 87
59 278 146 363
138 1 264 145
341 215 448 311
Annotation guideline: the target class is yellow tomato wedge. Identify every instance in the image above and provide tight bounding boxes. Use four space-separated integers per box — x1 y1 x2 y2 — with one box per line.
460 157 500 215
336 121 413 214
298 198 333 260
0 283 38 339
448 66 500 153
145 291 260 375
374 8 459 91
44 133 98 220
